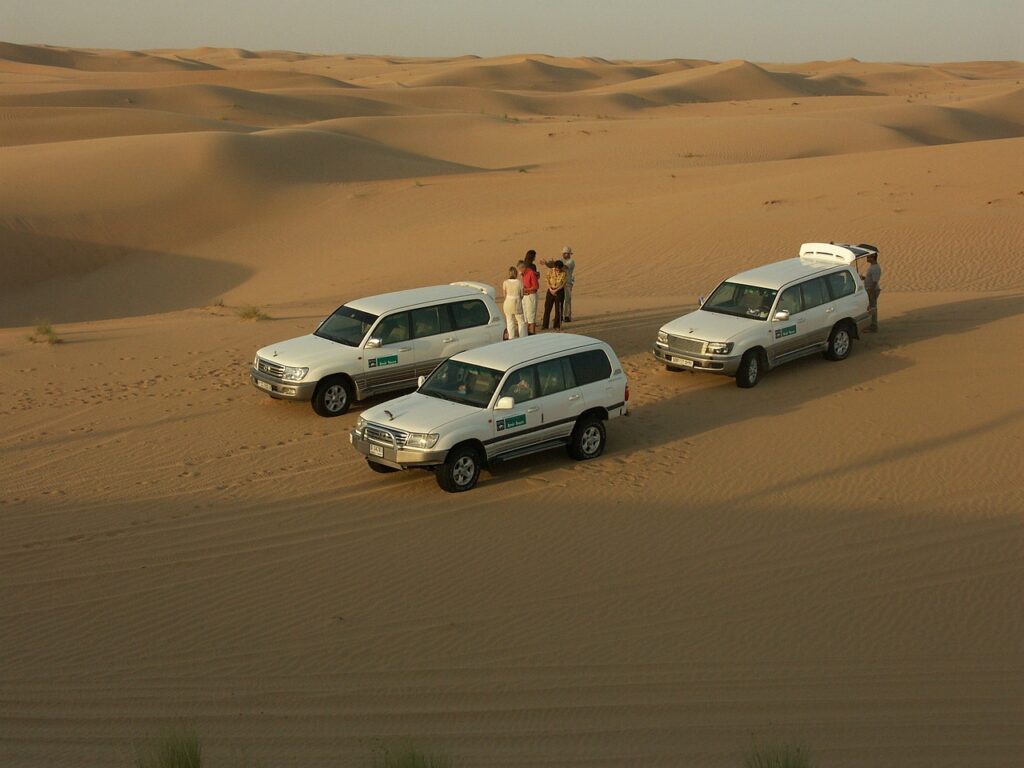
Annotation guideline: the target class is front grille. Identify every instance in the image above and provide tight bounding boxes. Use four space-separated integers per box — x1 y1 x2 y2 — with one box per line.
257 358 285 377
668 335 705 355
365 424 409 448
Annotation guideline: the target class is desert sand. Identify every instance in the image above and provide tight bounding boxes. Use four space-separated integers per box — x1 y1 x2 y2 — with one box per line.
1 43 1022 767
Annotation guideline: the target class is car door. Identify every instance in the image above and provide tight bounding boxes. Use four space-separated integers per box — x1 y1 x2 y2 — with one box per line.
570 348 615 410
769 283 809 361
410 304 455 379
362 311 416 394
450 297 502 349
534 356 585 441
798 276 834 347
488 365 544 458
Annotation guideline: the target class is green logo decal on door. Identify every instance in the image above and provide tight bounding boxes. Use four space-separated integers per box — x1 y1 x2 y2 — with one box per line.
774 325 797 339
368 355 399 368
496 414 527 431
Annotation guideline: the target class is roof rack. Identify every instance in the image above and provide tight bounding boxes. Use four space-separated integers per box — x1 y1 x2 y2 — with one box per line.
800 242 878 265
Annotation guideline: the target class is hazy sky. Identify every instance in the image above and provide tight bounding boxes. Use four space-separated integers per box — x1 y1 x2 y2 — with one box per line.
4 0 1022 62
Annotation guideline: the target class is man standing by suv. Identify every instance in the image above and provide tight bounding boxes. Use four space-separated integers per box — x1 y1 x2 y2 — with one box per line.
864 252 882 331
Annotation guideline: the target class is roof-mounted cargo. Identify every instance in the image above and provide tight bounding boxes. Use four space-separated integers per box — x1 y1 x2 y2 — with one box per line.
800 242 878 265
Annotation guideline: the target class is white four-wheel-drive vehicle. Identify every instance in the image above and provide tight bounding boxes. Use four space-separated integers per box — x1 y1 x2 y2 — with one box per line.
654 242 875 387
351 334 629 492
251 282 504 416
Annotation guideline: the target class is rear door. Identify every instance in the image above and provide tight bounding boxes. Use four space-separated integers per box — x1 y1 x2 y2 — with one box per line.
487 365 544 458
798 276 834 346
570 348 615 410
534 356 585 441
362 311 416 393
409 304 456 379
450 297 501 348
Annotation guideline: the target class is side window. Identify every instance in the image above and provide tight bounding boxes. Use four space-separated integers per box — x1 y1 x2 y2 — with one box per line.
777 285 803 315
561 356 577 389
499 366 538 404
374 312 410 345
570 349 612 386
825 270 855 299
536 358 568 397
450 299 490 330
800 277 829 310
410 305 452 339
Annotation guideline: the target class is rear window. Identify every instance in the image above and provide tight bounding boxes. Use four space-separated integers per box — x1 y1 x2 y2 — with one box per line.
825 270 856 299
569 349 612 386
450 299 490 330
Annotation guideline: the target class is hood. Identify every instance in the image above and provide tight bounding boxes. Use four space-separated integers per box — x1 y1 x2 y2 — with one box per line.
255 334 357 369
361 392 480 433
661 309 764 342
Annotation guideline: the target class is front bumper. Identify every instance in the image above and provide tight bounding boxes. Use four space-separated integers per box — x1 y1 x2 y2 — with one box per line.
250 367 317 400
351 431 448 469
653 345 742 376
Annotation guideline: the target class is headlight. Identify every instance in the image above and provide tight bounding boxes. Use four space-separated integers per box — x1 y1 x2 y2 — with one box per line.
354 417 367 436
254 353 259 366
405 432 440 449
706 342 733 355
282 366 309 381
656 330 668 346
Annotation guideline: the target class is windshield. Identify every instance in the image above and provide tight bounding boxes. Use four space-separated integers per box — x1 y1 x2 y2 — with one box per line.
702 282 778 321
419 359 503 408
314 305 378 347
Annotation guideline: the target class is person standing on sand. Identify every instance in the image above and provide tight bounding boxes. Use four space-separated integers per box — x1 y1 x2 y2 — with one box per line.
522 250 540 335
540 246 577 322
542 260 567 331
502 265 527 339
863 252 882 331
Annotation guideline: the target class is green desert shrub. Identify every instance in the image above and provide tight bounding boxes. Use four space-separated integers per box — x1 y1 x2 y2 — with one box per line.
374 744 452 768
135 729 202 768
745 743 814 768
236 305 270 321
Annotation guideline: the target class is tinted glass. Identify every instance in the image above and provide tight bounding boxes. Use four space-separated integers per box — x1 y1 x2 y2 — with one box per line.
703 282 777 321
419 359 502 408
315 305 378 347
570 350 612 386
411 305 453 339
801 277 829 310
777 286 803 315
450 299 490 329
536 358 567 397
374 312 410 344
499 366 538 404
825 269 856 299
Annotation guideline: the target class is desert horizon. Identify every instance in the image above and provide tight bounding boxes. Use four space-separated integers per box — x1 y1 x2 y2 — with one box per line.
1 40 1022 767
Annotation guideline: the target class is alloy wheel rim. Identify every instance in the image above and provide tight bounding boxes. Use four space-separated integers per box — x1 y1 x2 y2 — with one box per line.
748 357 758 380
835 331 850 357
325 385 347 411
581 426 602 455
453 456 476 486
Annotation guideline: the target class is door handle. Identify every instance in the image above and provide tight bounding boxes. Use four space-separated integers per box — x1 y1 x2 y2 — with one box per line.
442 337 457 343
526 406 540 413
825 307 835 314
568 394 581 401
396 346 412 352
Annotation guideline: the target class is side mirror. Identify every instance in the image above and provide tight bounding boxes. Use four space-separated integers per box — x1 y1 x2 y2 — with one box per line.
698 295 706 307
495 396 515 411
773 310 790 322
365 337 382 349
417 375 426 388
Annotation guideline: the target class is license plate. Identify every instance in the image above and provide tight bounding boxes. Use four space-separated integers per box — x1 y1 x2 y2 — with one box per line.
257 380 272 391
369 444 384 457
674 357 694 368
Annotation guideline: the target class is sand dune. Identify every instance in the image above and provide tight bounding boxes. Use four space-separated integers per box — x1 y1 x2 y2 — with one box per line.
1 43 1022 768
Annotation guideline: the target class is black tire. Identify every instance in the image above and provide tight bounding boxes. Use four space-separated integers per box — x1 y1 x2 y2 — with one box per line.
825 323 853 361
311 376 353 417
735 349 763 388
366 460 399 474
568 416 606 461
436 444 482 493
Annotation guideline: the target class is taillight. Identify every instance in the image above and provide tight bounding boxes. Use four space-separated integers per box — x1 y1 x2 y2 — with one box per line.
624 384 630 402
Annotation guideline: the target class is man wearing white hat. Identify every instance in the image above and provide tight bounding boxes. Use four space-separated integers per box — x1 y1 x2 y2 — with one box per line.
560 246 576 322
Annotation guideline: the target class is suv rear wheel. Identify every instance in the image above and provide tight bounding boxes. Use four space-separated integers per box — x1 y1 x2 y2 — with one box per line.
312 376 352 417
735 349 763 388
825 323 853 361
569 416 606 460
436 445 482 493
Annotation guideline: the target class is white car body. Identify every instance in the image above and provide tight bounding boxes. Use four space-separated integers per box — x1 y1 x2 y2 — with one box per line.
351 334 630 491
654 243 875 387
251 282 504 416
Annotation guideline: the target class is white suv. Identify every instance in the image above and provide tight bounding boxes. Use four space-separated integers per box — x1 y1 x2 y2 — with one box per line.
654 243 875 387
251 282 504 416
351 334 630 492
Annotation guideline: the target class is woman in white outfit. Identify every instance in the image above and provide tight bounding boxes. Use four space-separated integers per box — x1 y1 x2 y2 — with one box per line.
502 266 527 339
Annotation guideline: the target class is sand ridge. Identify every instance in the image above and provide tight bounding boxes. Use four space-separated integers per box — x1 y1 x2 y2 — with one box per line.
0 43 1022 768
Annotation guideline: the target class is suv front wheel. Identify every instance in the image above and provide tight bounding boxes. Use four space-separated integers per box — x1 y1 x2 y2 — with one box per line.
735 349 763 388
312 376 353 417
569 416 606 460
436 444 482 493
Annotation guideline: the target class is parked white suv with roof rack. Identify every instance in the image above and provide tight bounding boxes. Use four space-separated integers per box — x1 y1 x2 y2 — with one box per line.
654 243 875 387
251 282 504 416
351 334 629 492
